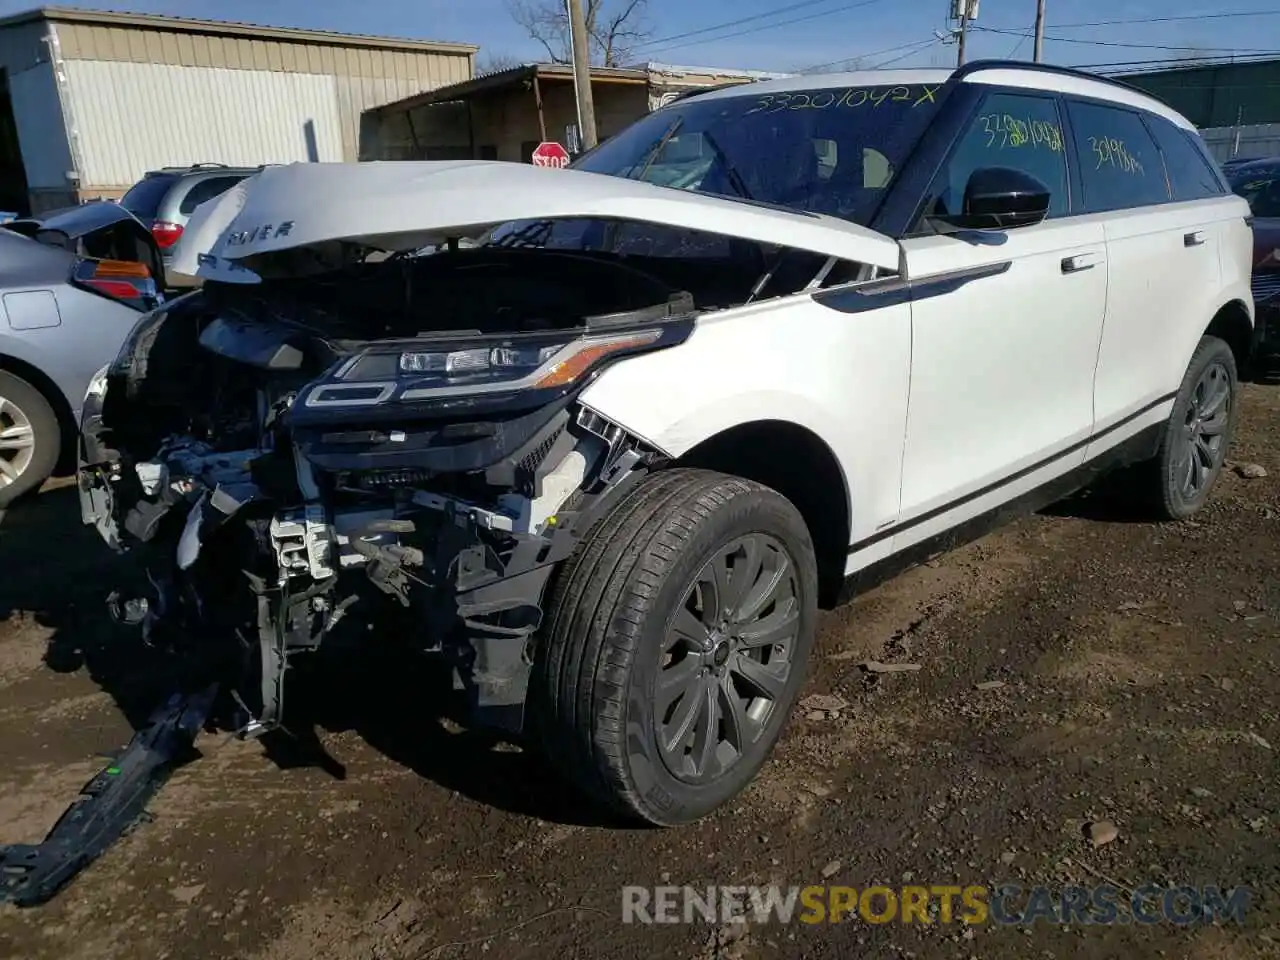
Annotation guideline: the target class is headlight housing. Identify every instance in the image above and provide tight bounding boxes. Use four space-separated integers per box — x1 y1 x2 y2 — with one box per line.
294 324 687 424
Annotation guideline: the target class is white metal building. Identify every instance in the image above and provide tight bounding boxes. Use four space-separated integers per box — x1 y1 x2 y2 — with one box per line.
0 6 477 214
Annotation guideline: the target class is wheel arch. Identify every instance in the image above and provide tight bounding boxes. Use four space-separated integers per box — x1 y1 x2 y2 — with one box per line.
675 419 852 609
0 352 76 470
1204 298 1253 374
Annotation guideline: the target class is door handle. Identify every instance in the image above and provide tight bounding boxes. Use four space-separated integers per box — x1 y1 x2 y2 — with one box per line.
1061 254 1099 274
1184 231 1207 247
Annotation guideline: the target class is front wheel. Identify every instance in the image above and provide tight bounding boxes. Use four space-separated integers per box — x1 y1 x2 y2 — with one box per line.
533 468 819 825
0 371 60 508
1145 335 1239 520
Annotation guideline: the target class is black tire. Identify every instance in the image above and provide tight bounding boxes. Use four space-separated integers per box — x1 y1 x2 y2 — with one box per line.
533 468 819 826
1144 335 1239 521
0 370 60 508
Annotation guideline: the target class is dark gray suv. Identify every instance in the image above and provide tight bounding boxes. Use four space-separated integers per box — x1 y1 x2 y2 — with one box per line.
120 164 265 270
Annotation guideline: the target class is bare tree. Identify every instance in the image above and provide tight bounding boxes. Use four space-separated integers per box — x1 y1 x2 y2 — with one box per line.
476 51 525 75
506 0 651 67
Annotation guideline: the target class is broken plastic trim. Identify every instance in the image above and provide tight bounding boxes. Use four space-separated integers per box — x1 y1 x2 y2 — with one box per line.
0 685 216 907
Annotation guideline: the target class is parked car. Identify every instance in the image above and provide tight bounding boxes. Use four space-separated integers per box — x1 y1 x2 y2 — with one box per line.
0 203 164 506
1224 156 1280 371
79 60 1253 825
120 163 265 273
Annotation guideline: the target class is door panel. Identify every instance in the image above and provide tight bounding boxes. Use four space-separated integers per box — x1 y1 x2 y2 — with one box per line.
1061 99 1225 442
1089 202 1221 438
898 218 1107 526
893 87 1106 533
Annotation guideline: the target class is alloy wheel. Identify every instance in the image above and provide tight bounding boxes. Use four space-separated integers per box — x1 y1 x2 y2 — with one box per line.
655 533 801 784
1177 358 1232 501
0 395 35 491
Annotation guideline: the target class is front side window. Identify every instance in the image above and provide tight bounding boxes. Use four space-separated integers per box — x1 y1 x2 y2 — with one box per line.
928 91 1070 222
1065 100 1170 212
571 81 945 226
1145 115 1224 202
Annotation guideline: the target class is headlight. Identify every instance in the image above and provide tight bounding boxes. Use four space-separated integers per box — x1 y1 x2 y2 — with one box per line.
310 328 667 410
84 364 110 404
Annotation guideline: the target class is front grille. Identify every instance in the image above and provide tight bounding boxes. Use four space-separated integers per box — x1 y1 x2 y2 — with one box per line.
1253 272 1280 304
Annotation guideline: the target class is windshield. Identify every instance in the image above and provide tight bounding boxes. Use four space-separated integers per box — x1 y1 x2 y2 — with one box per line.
1229 166 1280 218
571 81 946 226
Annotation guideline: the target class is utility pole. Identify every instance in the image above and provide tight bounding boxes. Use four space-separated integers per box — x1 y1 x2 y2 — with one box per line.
1033 0 1047 62
566 0 598 150
951 0 978 67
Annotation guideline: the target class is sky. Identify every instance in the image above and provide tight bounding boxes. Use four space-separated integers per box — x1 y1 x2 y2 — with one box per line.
0 0 1276 75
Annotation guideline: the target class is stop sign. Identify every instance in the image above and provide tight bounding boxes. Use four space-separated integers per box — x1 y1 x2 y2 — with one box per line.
531 141 571 169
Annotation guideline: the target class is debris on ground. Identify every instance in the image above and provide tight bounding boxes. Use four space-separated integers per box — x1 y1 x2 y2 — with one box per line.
1234 462 1268 479
859 660 922 674
974 680 1006 691
1087 820 1120 848
799 693 849 713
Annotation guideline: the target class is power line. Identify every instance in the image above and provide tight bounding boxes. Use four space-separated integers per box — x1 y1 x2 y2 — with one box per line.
869 38 941 69
1047 10 1280 29
971 26 1280 55
798 36 937 73
630 0 885 55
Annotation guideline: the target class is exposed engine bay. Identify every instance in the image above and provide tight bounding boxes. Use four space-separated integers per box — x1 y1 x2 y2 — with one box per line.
77 227 853 736
77 242 714 733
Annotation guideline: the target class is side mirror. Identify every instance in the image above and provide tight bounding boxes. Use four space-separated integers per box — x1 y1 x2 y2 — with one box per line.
961 167 1051 230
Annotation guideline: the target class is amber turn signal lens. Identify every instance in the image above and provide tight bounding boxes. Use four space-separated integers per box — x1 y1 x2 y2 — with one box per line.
91 259 152 278
531 332 660 389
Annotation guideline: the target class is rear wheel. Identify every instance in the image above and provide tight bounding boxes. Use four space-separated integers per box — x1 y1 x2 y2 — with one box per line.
0 371 60 508
533 468 818 825
1144 336 1238 520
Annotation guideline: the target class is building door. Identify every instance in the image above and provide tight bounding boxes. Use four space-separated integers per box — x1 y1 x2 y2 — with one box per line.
0 70 30 216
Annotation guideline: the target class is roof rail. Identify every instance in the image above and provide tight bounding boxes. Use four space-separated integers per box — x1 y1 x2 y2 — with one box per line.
952 58 1147 97
665 81 750 104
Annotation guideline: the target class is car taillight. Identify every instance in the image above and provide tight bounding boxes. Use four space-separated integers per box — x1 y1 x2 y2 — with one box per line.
151 220 183 248
72 259 160 308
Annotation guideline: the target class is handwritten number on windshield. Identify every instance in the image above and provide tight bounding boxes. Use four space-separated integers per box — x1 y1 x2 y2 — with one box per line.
742 84 940 115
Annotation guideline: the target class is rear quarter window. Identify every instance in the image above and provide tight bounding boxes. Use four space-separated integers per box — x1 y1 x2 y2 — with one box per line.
1065 100 1171 212
120 175 177 218
1145 116 1226 202
177 175 246 215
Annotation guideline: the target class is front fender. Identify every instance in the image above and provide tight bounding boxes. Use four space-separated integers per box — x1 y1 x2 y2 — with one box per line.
578 294 913 542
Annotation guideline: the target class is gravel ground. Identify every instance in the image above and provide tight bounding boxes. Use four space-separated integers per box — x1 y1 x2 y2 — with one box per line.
0 384 1277 960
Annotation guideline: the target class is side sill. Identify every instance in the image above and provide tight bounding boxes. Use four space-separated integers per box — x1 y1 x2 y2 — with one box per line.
834 422 1162 607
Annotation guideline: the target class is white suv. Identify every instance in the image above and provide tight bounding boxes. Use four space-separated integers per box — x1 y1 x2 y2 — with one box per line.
80 60 1253 826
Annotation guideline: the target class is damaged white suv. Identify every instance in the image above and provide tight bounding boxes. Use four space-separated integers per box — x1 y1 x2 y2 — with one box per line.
79 61 1253 825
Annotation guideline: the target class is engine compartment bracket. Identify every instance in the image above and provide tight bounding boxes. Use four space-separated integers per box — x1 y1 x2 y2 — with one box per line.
0 683 217 907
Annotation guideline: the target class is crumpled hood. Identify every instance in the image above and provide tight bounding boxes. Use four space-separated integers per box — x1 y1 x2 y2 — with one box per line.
167 160 901 280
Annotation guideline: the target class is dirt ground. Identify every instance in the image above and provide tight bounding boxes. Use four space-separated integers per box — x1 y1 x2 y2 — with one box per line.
1 386 1278 960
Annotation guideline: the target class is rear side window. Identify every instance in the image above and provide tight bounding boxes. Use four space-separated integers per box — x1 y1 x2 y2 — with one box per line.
177 175 245 215
1065 100 1170 212
1146 116 1225 202
120 175 177 218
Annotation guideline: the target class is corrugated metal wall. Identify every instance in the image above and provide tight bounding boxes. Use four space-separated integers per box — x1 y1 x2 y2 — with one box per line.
62 60 346 183
1201 124 1280 162
1123 60 1280 128
48 19 472 190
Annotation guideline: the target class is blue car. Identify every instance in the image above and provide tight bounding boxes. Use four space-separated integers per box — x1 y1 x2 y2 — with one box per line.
0 202 163 507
